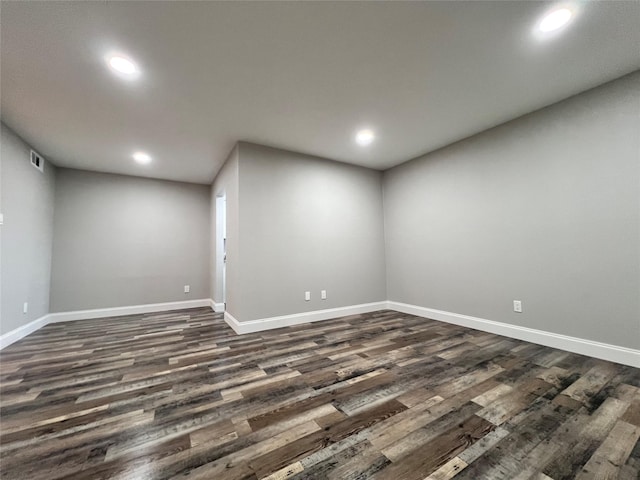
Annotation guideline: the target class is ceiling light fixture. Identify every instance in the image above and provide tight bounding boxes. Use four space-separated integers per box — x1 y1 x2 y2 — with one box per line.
106 54 140 78
537 7 574 33
132 151 152 165
355 129 375 146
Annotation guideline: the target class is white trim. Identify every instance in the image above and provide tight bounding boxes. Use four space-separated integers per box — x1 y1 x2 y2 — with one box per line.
387 301 640 368
0 314 51 349
223 301 388 335
48 299 212 323
209 299 225 313
1 299 215 350
223 312 243 334
4 300 637 368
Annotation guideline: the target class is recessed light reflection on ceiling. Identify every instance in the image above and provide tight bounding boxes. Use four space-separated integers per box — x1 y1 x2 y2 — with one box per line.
537 7 574 33
106 54 140 79
355 129 375 146
132 151 152 165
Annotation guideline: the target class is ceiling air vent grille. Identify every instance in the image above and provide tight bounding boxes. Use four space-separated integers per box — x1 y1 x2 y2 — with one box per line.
30 150 44 172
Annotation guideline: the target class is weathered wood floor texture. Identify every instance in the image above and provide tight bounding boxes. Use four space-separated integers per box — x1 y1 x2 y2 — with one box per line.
1 308 639 480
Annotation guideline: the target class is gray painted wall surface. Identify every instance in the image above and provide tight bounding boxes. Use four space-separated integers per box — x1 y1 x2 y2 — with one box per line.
384 72 640 349
50 168 210 312
210 146 240 314
1 123 56 335
235 142 386 321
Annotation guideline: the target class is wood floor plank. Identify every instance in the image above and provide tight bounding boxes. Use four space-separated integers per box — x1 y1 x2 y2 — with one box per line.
574 420 640 479
0 307 638 479
374 414 495 480
560 362 619 405
541 397 630 479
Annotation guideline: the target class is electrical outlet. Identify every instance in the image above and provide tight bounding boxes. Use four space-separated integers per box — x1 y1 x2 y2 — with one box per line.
321 290 327 300
513 300 522 313
184 285 190 293
304 291 311 301
23 302 28 314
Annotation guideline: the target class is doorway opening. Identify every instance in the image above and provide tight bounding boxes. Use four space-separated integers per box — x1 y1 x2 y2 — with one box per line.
215 194 226 310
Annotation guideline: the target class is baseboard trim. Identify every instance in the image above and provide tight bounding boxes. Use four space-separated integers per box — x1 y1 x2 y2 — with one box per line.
223 301 388 335
210 300 225 313
223 312 243 334
4 299 637 367
1 299 215 350
0 314 51 350
48 299 213 323
387 301 640 368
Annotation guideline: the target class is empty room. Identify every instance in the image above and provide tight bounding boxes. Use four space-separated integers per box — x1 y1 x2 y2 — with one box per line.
1 1 639 479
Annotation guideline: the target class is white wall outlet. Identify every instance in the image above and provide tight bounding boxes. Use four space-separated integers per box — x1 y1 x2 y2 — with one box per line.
23 302 28 314
184 285 190 293
513 300 522 313
321 290 327 300
304 291 311 301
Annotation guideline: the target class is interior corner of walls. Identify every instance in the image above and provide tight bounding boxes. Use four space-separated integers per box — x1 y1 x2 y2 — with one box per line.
0 314 51 350
2 299 224 349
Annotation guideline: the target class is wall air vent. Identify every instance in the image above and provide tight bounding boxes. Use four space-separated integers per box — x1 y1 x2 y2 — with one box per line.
30 150 44 172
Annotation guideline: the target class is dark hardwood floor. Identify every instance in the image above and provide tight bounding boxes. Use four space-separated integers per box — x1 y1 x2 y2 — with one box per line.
0 307 639 479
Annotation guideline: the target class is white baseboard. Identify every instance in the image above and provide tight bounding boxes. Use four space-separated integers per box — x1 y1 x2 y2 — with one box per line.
4 298 637 368
209 300 225 313
224 301 388 335
48 299 213 323
223 312 243 334
0 314 51 350
1 299 215 350
387 301 640 368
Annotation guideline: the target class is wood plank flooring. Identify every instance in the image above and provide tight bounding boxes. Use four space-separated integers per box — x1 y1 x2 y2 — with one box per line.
1 307 639 479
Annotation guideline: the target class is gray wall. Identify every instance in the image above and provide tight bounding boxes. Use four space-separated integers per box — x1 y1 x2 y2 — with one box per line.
1 123 56 335
210 146 240 312
384 72 640 349
235 142 386 321
50 168 210 312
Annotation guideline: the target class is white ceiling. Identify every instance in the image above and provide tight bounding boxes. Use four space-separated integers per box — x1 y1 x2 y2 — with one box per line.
2 1 639 184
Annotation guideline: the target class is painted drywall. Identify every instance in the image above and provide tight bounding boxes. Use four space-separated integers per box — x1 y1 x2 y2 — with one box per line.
0 123 56 335
384 71 640 349
235 142 386 321
210 146 240 313
50 168 210 312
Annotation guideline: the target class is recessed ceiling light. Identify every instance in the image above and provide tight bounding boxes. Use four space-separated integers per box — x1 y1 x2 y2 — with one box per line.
106 54 140 78
355 129 375 146
538 7 573 33
132 151 152 164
